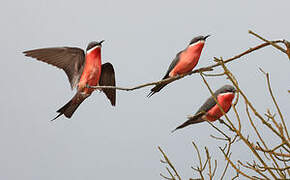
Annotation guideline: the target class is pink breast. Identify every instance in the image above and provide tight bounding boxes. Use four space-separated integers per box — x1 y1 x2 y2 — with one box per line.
205 92 235 122
169 42 204 77
78 48 102 94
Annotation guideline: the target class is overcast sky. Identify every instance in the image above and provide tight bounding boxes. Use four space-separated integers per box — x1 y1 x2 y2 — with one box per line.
1 0 289 179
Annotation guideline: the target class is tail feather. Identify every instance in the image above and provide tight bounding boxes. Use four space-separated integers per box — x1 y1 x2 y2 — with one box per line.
51 93 88 121
147 83 168 97
147 74 171 97
171 113 205 132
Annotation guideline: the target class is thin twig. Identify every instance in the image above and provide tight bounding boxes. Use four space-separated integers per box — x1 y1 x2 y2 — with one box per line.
238 161 270 180
206 121 231 141
259 68 289 140
220 153 230 180
245 102 282 175
259 166 290 171
203 72 225 77
284 40 290 59
160 171 174 180
249 30 287 54
219 149 253 179
254 147 290 158
192 141 205 179
205 148 212 180
158 146 182 180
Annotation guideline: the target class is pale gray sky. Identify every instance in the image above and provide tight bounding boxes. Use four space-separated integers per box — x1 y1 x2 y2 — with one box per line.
1 0 289 179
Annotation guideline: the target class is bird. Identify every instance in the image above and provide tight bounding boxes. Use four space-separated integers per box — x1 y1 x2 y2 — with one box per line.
172 85 236 132
148 35 210 97
23 40 116 120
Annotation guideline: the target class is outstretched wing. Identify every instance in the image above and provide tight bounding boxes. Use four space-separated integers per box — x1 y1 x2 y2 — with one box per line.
99 62 116 106
23 47 85 89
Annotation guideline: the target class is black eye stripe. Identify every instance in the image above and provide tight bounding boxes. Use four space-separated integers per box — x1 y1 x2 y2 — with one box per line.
189 36 205 45
86 42 101 51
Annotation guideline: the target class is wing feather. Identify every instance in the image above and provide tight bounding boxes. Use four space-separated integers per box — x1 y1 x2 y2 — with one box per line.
23 47 85 89
195 92 221 115
99 63 116 106
163 50 182 79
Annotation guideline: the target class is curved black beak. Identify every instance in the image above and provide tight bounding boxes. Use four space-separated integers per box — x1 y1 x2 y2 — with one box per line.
204 35 211 40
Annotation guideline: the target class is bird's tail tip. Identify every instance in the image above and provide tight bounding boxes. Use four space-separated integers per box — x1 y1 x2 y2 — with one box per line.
147 91 155 98
50 93 86 121
51 113 63 121
171 128 178 133
147 82 168 98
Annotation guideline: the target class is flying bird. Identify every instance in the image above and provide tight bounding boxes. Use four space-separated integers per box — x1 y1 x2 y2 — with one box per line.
148 35 210 97
172 85 236 132
23 40 116 120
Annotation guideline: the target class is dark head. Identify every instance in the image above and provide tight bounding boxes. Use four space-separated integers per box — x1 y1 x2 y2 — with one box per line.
189 35 210 45
216 85 236 95
86 40 105 52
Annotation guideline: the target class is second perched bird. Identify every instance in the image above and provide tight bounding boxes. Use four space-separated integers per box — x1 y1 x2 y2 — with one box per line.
172 85 236 132
148 35 210 97
23 40 116 120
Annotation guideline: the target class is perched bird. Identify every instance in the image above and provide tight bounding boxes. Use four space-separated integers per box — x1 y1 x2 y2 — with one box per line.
172 85 236 132
148 35 210 97
23 40 116 120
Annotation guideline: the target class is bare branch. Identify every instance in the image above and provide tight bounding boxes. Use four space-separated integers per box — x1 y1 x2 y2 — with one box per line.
284 40 290 59
249 30 287 55
254 146 290 158
217 58 279 179
259 68 289 140
220 155 230 180
206 121 231 141
88 40 284 92
238 160 270 180
219 149 253 179
158 146 182 180
192 141 206 179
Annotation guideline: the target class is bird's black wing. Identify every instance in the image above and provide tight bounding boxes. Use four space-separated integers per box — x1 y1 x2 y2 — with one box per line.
99 62 116 106
195 88 227 115
172 95 218 132
23 47 85 89
172 89 229 132
195 96 217 115
162 50 182 79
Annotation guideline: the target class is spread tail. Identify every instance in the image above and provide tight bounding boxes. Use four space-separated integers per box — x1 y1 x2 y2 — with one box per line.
171 113 205 132
51 93 88 121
